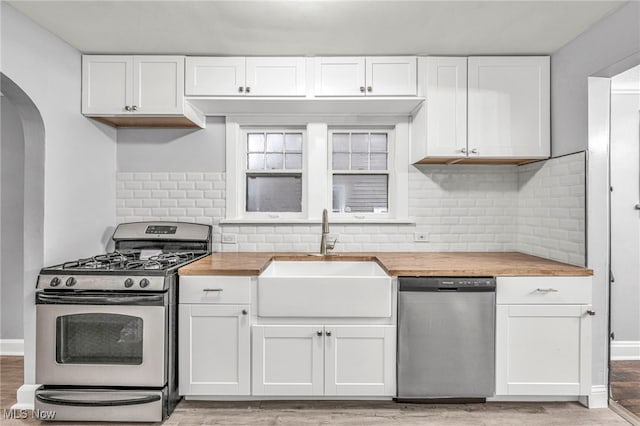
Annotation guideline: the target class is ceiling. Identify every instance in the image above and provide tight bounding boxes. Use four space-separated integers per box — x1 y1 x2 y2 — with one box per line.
8 0 627 56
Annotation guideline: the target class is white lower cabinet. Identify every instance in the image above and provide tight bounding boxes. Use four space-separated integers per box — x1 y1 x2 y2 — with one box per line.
252 325 396 396
495 276 592 397
179 304 251 395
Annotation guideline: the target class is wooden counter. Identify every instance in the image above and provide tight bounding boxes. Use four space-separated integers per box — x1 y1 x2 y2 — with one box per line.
179 252 592 277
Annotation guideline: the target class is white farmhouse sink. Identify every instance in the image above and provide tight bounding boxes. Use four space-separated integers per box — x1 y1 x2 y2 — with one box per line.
258 261 392 317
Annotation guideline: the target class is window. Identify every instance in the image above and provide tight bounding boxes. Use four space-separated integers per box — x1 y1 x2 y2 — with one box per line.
330 130 390 215
225 119 408 223
243 130 305 216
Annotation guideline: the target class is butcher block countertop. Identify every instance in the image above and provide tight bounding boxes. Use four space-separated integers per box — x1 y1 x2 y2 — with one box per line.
179 252 592 277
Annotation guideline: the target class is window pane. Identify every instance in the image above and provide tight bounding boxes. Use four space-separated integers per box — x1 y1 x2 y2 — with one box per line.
370 153 387 170
351 153 369 170
370 133 388 152
266 153 283 169
248 133 265 152
351 133 369 152
285 133 303 152
247 174 302 212
332 174 388 213
332 153 349 170
285 153 302 169
247 153 265 170
266 133 284 152
333 133 350 152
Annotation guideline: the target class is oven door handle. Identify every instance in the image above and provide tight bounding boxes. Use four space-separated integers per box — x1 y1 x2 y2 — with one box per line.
36 393 161 407
36 292 165 306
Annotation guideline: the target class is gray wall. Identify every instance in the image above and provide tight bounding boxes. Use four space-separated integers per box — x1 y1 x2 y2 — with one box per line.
117 117 225 172
1 97 24 340
551 0 640 156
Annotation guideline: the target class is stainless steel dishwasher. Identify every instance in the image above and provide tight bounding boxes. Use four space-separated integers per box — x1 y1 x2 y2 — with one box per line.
397 277 496 400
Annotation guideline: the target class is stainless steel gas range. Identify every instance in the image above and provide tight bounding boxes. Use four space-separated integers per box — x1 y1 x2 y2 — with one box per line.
34 221 211 422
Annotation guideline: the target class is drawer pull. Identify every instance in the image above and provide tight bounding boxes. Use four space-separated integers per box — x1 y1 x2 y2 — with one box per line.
586 309 596 316
535 288 558 293
203 288 224 292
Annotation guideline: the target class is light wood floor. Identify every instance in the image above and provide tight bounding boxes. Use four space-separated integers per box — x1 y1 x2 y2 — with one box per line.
611 360 640 420
0 356 631 425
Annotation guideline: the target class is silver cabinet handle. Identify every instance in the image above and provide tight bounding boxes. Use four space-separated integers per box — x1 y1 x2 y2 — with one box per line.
536 288 559 293
470 148 478 154
316 331 323 337
635 204 640 210
203 288 223 292
124 106 132 111
359 86 365 93
586 310 596 316
460 148 467 154
245 86 251 93
367 86 372 92
242 309 248 315
238 86 244 93
325 331 332 337
131 105 138 111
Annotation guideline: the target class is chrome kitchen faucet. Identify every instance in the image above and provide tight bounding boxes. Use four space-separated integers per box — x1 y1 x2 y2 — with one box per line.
320 209 336 255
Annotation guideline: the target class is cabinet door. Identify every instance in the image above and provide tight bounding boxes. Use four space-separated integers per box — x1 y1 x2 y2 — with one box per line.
425 57 467 157
324 326 396 396
179 304 250 395
252 325 324 396
185 57 246 96
132 56 184 114
468 56 550 158
365 56 417 96
314 57 366 97
495 304 592 396
82 55 133 114
245 57 306 96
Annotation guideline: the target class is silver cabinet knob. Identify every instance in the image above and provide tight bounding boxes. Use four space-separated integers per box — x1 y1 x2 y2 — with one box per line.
470 148 479 154
316 331 323 337
124 105 132 111
131 105 138 111
359 86 365 93
245 86 251 93
586 310 596 316
367 86 372 92
242 309 248 315
325 331 332 337
238 86 244 93
460 148 467 154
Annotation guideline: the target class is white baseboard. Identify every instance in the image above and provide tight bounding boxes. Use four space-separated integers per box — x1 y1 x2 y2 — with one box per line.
611 341 640 360
11 384 39 411
0 339 24 355
588 385 609 409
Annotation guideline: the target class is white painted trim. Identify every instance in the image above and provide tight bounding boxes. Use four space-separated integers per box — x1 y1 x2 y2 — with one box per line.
611 341 640 360
488 396 579 403
0 339 24 355
587 385 609 409
11 384 39 411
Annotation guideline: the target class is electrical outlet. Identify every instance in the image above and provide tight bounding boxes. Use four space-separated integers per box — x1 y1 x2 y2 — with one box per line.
221 233 237 244
414 232 429 242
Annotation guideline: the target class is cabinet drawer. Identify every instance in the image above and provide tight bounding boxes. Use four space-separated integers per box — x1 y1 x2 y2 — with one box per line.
179 276 251 304
497 276 591 305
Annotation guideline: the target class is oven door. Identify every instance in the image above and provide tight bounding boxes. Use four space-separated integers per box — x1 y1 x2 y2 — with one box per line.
36 292 167 387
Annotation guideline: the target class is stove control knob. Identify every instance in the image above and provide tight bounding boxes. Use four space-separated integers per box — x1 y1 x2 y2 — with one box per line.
65 277 77 287
50 277 61 287
124 278 134 288
139 278 150 288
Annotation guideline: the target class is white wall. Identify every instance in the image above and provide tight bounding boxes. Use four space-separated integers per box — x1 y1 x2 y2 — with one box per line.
551 0 640 156
610 91 640 347
1 96 25 340
1 3 117 388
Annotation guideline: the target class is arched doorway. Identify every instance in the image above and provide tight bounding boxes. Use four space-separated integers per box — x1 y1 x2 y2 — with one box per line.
1 72 45 408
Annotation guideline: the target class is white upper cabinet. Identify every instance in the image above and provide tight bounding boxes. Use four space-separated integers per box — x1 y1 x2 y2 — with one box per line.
82 55 133 114
314 56 417 97
467 56 550 158
186 57 306 97
133 56 185 114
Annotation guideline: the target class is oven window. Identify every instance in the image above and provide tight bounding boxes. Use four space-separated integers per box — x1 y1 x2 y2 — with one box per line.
56 313 143 365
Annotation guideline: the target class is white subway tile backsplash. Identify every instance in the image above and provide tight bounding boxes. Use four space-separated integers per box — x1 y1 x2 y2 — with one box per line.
116 153 585 261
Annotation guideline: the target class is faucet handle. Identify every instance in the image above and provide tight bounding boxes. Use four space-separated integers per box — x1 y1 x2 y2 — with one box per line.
326 238 337 250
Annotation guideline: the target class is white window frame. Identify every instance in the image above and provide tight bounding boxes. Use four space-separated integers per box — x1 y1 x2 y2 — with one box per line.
224 117 409 224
